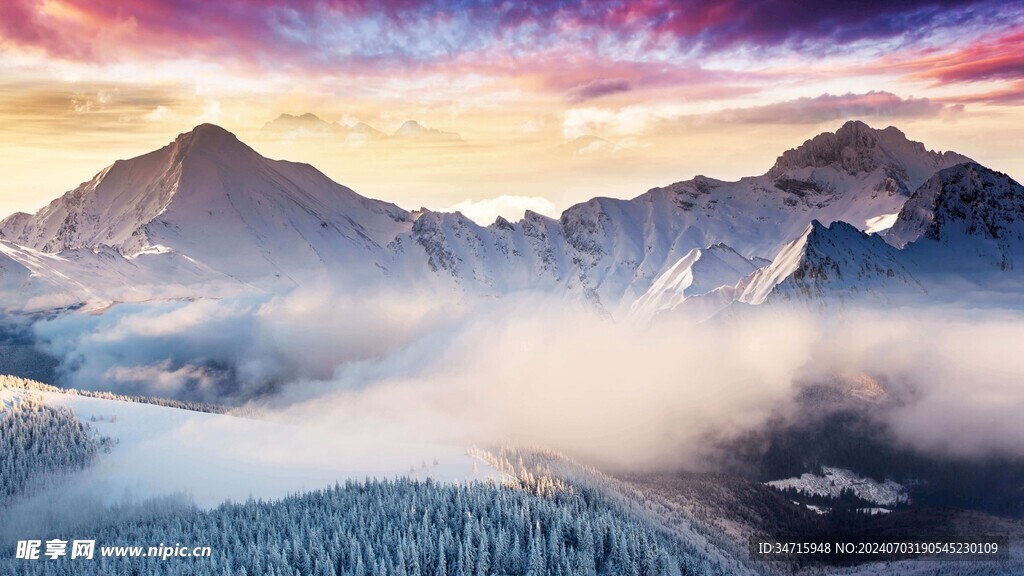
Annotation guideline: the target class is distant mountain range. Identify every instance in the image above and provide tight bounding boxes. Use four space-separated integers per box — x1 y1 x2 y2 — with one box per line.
2 120 1021 317
262 113 463 143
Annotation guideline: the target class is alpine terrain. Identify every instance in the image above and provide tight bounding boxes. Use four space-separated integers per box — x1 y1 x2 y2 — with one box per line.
2 120 1020 317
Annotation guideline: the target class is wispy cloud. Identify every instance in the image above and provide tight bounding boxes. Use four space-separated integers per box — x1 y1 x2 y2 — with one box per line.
3 0 1020 79
566 78 631 102
717 91 958 124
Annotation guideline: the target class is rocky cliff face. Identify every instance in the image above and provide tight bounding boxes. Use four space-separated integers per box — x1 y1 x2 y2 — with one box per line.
768 120 968 181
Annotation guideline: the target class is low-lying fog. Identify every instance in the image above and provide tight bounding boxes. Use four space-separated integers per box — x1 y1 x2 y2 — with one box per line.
25 286 1024 472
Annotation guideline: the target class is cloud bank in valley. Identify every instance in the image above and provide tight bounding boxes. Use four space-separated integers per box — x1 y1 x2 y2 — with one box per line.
29 291 1024 471
32 286 464 402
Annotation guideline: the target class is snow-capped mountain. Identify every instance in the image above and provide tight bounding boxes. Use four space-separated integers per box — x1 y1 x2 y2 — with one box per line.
709 161 1024 309
557 135 628 157
887 162 1024 273
0 124 412 290
392 208 571 295
737 220 925 306
399 120 969 312
629 244 768 317
0 121 993 314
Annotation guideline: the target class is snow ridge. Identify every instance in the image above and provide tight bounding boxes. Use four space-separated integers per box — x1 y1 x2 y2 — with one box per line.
739 220 924 306
0 121 1010 314
887 162 1024 272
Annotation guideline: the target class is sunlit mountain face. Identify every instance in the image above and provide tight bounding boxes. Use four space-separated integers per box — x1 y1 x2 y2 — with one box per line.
1 0 1023 223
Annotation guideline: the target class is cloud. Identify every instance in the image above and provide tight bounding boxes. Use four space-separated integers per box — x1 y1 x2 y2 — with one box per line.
3 0 1019 79
601 0 1019 55
887 31 1024 105
718 91 953 124
562 104 684 138
0 0 90 59
948 82 1024 105
105 360 218 397
272 297 814 470
561 91 961 139
444 195 559 225
33 286 461 402
29 284 1024 471
518 119 545 134
566 78 631 102
900 31 1024 85
796 309 1024 459
268 302 1024 470
0 81 188 137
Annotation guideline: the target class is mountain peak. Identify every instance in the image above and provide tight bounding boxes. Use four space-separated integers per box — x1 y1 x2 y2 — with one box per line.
834 118 874 136
886 162 1024 269
768 120 969 180
173 123 248 155
395 120 426 135
0 122 413 262
393 120 463 142
739 216 923 305
629 242 762 318
183 123 235 138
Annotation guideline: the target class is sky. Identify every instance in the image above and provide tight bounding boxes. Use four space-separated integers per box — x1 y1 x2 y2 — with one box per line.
1 0 1023 221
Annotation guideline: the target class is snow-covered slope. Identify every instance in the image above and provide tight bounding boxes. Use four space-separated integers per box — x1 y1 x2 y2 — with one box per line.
0 121 977 314
399 120 968 313
703 162 1024 310
0 124 412 289
0 245 33 308
0 239 243 311
3 386 490 509
629 243 766 317
737 220 925 306
888 162 1024 273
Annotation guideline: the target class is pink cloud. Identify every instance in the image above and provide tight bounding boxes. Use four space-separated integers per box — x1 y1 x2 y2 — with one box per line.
1 0 1020 109
900 31 1024 85
719 91 953 124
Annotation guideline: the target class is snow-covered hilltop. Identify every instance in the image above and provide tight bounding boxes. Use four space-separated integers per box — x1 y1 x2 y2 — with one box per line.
1 120 1019 315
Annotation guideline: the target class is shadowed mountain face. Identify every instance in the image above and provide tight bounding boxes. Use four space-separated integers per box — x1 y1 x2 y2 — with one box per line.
888 163 1024 272
1 120 1019 315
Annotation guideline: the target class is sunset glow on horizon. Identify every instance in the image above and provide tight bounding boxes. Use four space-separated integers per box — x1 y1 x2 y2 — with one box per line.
2 0 1023 221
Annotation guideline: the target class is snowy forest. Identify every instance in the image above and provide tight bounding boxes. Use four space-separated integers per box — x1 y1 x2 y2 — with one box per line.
3 376 1019 575
0 392 96 505
0 474 727 575
0 375 233 415
0 379 732 575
